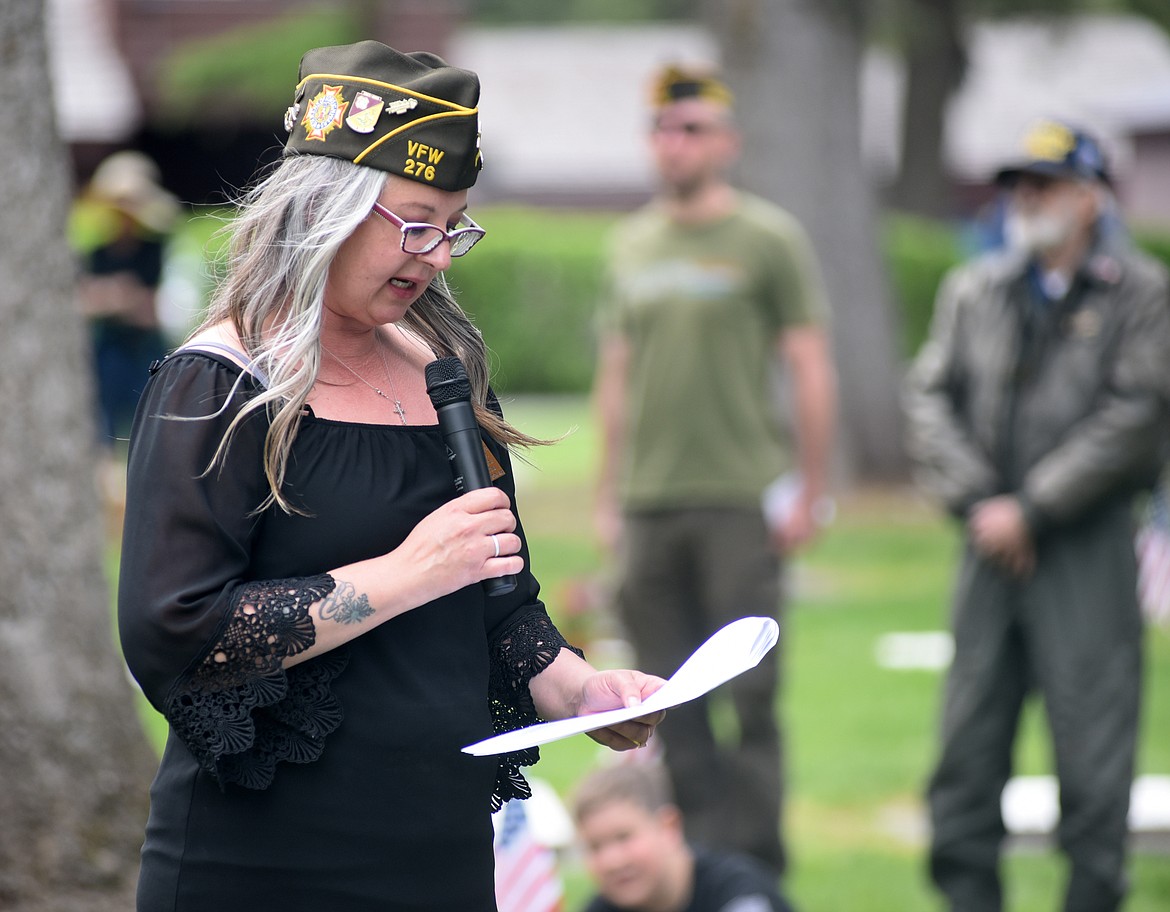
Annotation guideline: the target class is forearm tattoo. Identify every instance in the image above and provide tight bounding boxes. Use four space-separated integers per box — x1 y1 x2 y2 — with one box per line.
318 580 375 625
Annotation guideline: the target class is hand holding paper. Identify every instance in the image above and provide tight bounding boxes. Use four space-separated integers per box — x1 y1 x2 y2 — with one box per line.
462 616 780 756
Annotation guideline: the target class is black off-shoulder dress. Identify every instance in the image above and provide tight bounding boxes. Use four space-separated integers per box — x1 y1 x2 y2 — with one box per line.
117 350 573 912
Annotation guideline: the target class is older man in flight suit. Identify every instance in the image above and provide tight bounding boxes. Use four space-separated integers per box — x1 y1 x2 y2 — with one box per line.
904 120 1170 912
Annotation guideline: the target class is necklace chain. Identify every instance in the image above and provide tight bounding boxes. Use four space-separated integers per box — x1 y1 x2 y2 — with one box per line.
371 341 407 424
326 331 408 425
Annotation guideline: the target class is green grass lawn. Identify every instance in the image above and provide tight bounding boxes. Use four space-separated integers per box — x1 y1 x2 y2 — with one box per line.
121 393 1170 910
501 396 1170 912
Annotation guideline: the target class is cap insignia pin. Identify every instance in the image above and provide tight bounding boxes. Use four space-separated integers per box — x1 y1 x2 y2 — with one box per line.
1068 307 1102 338
1025 122 1077 163
345 90 384 134
1089 254 1122 284
384 97 419 116
302 85 348 142
283 102 302 133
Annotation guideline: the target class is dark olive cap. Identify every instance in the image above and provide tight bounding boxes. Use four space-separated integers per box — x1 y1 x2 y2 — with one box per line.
995 119 1111 187
283 40 483 191
651 64 734 109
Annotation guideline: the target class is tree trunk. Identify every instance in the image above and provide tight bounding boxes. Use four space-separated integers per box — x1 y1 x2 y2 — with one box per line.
886 0 967 217
0 1 156 909
705 0 908 480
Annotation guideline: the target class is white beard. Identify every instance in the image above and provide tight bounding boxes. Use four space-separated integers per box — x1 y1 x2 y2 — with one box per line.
1004 209 1075 255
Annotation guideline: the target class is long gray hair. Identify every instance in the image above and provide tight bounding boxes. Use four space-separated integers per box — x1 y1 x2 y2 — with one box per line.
195 154 544 514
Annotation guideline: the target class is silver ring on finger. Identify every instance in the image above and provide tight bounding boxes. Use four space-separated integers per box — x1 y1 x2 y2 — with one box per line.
491 533 501 559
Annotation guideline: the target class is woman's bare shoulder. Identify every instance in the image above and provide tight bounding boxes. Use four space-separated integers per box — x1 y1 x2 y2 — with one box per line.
179 322 250 370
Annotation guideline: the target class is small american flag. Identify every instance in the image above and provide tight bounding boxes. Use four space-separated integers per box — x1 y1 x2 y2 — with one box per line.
1137 483 1170 626
493 799 563 912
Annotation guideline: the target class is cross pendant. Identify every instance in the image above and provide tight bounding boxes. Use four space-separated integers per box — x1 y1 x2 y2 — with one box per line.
394 400 407 424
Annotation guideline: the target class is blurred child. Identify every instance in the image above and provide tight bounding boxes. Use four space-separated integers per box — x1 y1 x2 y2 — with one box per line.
572 763 793 912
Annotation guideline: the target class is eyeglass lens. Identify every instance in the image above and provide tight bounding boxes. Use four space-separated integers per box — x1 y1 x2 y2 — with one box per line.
372 203 484 257
402 221 481 257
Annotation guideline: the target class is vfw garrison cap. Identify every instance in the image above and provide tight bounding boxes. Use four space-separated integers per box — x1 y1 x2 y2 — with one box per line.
651 64 734 109
283 40 483 191
995 120 1111 187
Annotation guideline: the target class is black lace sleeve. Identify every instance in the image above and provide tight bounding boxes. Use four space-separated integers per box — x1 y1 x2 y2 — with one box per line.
164 574 349 790
486 608 584 810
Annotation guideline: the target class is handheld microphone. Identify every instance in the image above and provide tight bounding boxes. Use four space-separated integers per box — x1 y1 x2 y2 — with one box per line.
425 356 517 597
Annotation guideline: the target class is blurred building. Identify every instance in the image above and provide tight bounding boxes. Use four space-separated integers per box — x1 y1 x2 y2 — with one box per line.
448 24 716 207
49 5 1170 225
47 0 141 148
872 14 1170 227
1110 100 1170 229
458 15 1170 223
52 0 467 203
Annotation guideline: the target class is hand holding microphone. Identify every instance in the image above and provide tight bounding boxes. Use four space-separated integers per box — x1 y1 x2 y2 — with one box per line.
425 356 518 597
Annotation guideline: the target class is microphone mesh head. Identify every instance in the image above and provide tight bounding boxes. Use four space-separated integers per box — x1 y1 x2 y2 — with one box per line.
425 356 472 406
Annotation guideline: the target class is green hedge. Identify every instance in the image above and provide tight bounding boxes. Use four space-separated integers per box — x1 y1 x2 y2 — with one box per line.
456 207 974 392
157 10 360 123
883 213 965 358
455 208 975 392
885 215 1170 360
452 209 1170 392
1135 228 1170 271
174 207 1170 394
445 206 618 394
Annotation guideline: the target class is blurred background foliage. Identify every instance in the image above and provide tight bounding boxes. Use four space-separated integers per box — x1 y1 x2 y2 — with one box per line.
151 0 706 124
472 0 699 23
102 206 1170 395
460 213 1170 391
157 8 361 123
49 2 1170 906
116 0 1170 401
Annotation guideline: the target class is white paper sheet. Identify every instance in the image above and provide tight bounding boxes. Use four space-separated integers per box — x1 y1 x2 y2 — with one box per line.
462 616 780 756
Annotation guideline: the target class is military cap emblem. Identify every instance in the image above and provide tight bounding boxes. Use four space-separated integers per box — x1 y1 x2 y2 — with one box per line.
302 85 348 142
345 91 384 134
